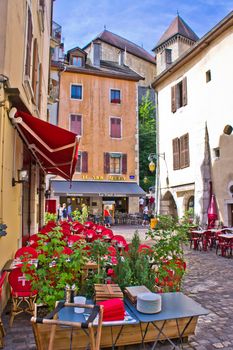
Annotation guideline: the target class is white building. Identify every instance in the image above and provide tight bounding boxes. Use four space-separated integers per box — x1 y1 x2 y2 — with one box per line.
153 12 233 225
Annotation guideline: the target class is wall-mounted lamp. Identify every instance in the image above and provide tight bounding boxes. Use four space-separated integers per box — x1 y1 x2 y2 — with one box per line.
45 189 51 199
12 169 29 186
148 153 165 172
223 125 233 135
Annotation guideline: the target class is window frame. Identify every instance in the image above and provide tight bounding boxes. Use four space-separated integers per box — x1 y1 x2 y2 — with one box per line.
172 133 190 170
109 152 122 175
109 116 122 139
75 151 82 173
171 77 187 113
70 83 83 100
110 88 121 104
69 113 83 136
72 56 83 67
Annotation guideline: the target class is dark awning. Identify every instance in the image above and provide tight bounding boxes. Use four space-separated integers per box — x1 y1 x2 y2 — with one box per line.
10 109 79 181
51 180 145 197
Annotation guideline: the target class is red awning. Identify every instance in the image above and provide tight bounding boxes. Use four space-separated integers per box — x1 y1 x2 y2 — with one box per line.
12 110 79 181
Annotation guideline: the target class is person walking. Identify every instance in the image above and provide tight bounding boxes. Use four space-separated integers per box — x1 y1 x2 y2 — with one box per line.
61 203 68 221
139 197 144 214
103 206 112 228
57 204 63 222
142 205 149 226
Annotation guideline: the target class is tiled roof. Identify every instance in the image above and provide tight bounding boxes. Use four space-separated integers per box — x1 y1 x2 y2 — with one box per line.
65 60 144 81
153 15 199 51
83 29 156 64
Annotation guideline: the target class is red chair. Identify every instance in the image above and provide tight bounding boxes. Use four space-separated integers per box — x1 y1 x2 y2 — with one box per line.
108 246 117 257
15 247 38 260
138 244 152 254
61 247 73 255
216 235 231 257
111 235 127 248
95 225 106 234
102 229 113 240
27 234 40 249
84 221 95 229
8 267 37 326
190 231 201 250
67 235 83 247
0 272 7 346
85 229 96 241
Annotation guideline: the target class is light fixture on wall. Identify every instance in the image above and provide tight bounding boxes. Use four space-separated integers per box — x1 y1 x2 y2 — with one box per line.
12 169 29 186
148 153 165 173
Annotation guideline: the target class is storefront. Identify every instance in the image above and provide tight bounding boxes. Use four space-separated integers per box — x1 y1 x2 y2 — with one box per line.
50 180 145 217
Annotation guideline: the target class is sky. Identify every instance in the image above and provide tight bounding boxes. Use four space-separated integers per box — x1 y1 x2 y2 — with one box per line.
53 0 233 54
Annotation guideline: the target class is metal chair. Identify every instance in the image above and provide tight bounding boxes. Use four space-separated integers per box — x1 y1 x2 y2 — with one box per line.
8 267 37 326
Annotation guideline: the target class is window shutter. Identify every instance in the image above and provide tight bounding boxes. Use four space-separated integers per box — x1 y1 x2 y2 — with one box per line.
38 63 42 112
104 153 110 174
122 154 127 174
82 152 88 173
182 77 187 106
32 39 38 97
25 8 33 77
70 115 82 135
180 133 189 168
171 85 177 113
172 138 180 170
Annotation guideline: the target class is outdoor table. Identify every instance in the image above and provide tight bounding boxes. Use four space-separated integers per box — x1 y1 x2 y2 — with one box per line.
126 292 208 349
218 234 233 239
58 300 139 349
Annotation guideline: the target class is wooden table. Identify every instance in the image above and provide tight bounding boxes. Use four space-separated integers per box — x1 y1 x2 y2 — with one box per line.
31 293 209 349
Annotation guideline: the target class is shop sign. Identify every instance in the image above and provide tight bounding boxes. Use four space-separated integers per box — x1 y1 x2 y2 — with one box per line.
129 175 135 179
108 176 125 181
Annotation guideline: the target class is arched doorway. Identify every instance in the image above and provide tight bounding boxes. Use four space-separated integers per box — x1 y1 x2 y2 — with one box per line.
160 191 178 217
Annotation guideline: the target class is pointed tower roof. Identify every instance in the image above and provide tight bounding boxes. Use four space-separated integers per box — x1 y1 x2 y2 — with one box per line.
153 15 199 51
83 29 156 64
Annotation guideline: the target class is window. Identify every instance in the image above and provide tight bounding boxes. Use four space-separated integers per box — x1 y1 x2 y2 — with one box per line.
76 151 88 173
32 39 39 100
206 70 211 83
172 133 190 170
165 49 172 64
171 77 187 113
110 89 121 104
72 56 83 67
213 147 220 158
110 118 121 138
70 114 82 135
71 84 82 99
104 153 127 174
25 7 33 77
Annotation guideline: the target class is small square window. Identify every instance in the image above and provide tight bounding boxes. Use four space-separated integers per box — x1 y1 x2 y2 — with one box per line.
213 147 220 158
206 70 211 83
72 56 83 67
71 84 82 99
110 89 121 104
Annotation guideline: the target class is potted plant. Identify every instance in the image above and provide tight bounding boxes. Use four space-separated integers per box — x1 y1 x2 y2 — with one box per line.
23 227 88 312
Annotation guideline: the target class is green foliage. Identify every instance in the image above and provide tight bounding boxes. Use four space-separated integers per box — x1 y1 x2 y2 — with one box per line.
139 90 156 192
146 214 191 292
72 204 89 224
113 232 156 291
44 212 57 224
23 227 88 310
81 239 110 297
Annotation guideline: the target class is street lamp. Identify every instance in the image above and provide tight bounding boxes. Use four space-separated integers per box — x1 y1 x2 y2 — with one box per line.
148 153 169 215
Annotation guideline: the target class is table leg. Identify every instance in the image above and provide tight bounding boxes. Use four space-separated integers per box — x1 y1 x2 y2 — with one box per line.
151 321 180 350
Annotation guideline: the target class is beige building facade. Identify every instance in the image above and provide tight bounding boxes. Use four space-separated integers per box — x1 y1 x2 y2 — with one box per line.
0 0 53 306
153 12 233 225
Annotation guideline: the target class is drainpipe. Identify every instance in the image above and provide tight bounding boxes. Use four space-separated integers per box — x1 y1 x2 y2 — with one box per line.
155 90 160 216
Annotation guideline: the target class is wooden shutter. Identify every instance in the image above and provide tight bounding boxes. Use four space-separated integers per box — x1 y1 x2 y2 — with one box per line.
25 8 33 77
110 118 121 138
171 85 177 113
180 133 189 168
172 138 180 170
122 154 127 174
82 152 88 173
32 39 38 97
182 77 187 106
38 63 42 112
104 153 110 174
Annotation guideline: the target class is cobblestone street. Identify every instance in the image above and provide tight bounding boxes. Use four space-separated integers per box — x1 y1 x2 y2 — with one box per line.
2 228 233 349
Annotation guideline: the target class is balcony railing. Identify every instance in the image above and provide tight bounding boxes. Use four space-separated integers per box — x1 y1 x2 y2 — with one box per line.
52 21 62 44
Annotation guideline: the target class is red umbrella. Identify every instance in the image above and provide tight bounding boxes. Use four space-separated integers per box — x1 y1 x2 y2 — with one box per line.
207 194 218 228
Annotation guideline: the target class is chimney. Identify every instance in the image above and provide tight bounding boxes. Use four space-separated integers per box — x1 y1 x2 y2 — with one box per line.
93 42 101 67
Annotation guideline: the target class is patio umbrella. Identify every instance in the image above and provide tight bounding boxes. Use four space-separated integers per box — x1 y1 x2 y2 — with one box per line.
207 194 218 228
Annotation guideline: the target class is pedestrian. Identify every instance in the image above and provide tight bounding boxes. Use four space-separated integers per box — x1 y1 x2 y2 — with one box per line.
139 197 144 213
67 203 72 220
104 206 112 228
61 203 68 221
57 204 63 222
142 205 149 226
149 194 155 211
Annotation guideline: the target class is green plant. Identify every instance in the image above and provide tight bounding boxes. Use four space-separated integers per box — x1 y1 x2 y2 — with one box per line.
44 212 57 224
146 214 190 292
113 232 156 291
23 227 88 310
72 204 89 224
81 239 110 297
